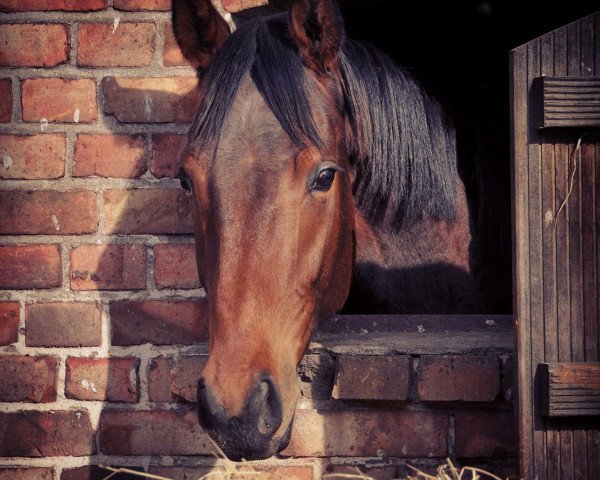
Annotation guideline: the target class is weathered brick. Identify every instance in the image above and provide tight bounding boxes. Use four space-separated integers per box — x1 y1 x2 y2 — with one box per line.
103 76 199 123
104 189 193 234
417 355 500 402
0 24 69 67
171 355 206 402
154 243 199 289
150 466 312 480
110 299 208 346
162 23 189 67
454 411 516 458
0 468 54 480
0 134 65 179
61 466 144 480
283 409 448 457
332 355 411 400
70 244 146 290
0 301 19 345
66 357 140 402
114 0 170 10
0 190 98 234
222 0 267 13
0 78 11 122
298 354 335 400
99 409 212 455
324 465 400 480
147 355 206 403
78 23 156 67
148 356 173 402
0 410 95 456
0 0 106 11
73 134 146 178
151 133 187 178
26 302 102 347
0 244 62 289
0 355 57 402
22 78 97 123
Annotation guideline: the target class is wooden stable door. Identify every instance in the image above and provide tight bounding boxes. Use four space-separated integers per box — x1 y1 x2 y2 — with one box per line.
511 10 600 480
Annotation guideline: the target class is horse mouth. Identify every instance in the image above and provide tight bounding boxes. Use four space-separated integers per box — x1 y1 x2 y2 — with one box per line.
203 415 294 461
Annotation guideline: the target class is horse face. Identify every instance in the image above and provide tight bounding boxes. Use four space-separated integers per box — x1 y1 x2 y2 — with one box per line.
173 0 348 460
182 75 354 459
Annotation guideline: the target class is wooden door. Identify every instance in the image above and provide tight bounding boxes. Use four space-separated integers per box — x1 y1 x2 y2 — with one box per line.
511 10 600 480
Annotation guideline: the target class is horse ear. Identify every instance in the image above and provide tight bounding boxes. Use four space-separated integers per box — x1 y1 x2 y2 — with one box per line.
289 0 345 76
172 0 232 71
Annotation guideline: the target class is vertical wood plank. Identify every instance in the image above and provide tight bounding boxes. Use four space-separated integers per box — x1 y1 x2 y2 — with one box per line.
540 31 560 480
510 42 533 480
527 37 547 480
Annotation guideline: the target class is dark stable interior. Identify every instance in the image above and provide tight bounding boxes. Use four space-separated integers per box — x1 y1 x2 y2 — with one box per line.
339 0 599 314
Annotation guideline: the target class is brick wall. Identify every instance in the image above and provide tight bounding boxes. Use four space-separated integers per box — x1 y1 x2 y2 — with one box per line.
0 1 516 479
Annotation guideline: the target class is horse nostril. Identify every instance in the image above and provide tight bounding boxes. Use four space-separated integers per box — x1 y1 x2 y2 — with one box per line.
253 376 283 437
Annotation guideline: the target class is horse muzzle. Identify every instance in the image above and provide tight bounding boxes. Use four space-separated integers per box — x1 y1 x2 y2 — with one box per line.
196 373 292 460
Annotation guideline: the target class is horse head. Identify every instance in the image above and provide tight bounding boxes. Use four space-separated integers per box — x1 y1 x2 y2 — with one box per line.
173 0 356 460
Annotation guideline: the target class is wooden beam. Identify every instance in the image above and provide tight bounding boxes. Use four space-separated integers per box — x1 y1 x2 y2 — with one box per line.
539 363 600 416
536 76 600 128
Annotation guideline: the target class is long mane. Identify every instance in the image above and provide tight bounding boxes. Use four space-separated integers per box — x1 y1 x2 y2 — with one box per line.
190 13 458 229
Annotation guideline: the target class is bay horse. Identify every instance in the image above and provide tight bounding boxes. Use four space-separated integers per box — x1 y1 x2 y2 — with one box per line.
172 0 490 460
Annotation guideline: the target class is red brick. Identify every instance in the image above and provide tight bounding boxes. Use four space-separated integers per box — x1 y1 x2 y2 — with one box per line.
0 190 98 234
78 23 156 67
0 78 11 122
0 355 57 402
150 466 312 480
0 0 106 11
154 243 199 289
66 357 139 402
22 78 97 123
0 244 61 289
298 354 335 400
110 299 208 345
0 134 65 179
147 355 206 403
0 24 69 67
222 0 267 13
324 465 399 480
61 466 145 480
284 409 448 457
70 244 146 290
0 302 19 345
171 355 206 402
454 411 516 458
151 133 187 177
99 409 212 455
102 76 200 123
0 468 54 480
26 302 102 347
74 134 146 178
148 356 173 402
417 355 500 402
332 355 411 400
114 0 170 10
104 189 193 234
162 23 189 67
0 410 95 456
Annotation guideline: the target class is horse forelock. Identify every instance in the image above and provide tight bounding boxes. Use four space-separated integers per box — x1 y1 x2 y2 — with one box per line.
189 13 459 231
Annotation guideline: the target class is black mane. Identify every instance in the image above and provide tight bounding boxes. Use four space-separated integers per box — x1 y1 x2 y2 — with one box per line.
190 13 457 228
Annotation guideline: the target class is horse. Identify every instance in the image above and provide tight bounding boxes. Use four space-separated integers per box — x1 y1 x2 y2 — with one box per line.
172 0 495 461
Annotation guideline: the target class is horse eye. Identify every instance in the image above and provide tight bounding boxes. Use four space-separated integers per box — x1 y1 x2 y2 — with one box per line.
312 168 336 191
176 167 191 192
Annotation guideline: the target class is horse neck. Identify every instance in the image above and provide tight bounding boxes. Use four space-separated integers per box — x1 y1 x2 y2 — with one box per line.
349 177 484 313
